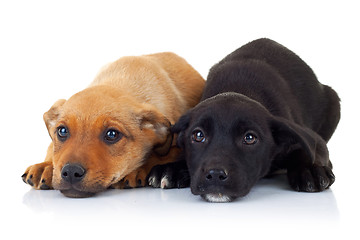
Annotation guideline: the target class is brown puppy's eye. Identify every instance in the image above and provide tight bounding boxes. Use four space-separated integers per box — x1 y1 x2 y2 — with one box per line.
104 129 123 144
243 133 257 145
192 130 206 143
57 126 69 141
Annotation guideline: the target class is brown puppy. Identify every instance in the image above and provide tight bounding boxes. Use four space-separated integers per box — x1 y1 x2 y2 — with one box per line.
22 52 205 198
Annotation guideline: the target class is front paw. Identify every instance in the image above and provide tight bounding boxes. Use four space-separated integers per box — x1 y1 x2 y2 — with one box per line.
287 165 335 192
22 162 53 190
110 168 148 189
147 161 190 189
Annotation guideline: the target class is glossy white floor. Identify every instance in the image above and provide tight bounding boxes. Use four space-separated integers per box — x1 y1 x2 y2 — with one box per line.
1 1 359 239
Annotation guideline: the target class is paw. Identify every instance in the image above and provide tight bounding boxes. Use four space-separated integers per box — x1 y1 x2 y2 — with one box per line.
110 168 147 189
147 161 190 189
22 162 53 190
287 165 335 192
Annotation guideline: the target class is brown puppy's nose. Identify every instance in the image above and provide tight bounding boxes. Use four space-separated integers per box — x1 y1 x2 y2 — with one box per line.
61 164 86 184
205 169 228 182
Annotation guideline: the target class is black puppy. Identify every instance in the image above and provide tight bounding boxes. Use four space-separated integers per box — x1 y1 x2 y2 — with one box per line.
148 38 340 202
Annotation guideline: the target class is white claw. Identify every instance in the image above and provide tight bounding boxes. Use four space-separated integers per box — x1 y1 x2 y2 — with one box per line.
160 176 169 189
148 176 155 186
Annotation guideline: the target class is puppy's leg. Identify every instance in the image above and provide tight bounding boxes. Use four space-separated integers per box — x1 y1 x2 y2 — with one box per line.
287 164 335 192
147 157 190 189
286 149 335 192
112 166 151 189
22 143 54 190
272 117 336 192
111 147 181 189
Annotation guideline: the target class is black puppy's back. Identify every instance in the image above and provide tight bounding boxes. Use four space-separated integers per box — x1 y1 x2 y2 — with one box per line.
204 38 340 141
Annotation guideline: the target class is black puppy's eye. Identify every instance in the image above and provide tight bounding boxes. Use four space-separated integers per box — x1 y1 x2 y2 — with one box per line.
243 133 257 145
104 129 123 144
192 130 206 143
57 126 69 141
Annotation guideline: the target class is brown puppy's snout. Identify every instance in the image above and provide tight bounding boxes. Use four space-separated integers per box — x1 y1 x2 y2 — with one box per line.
61 164 86 184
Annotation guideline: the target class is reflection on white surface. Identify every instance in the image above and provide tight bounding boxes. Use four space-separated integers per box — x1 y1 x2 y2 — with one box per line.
22 175 339 226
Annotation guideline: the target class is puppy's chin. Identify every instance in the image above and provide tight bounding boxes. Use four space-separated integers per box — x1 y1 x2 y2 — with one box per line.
60 189 97 198
201 193 236 203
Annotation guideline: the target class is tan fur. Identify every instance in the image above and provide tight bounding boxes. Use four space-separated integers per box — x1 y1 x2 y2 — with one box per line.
22 52 205 197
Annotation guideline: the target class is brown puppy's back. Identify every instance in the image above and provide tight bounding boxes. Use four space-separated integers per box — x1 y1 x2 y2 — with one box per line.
146 52 206 111
91 52 205 123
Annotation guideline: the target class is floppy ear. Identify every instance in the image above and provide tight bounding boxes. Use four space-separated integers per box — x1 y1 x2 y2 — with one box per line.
171 112 191 149
270 116 330 168
137 106 172 156
43 99 66 135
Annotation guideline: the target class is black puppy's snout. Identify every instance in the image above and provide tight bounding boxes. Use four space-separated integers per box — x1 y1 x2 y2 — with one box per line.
205 169 228 182
61 164 86 184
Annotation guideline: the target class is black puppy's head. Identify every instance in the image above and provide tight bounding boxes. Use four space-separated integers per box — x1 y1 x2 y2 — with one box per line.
173 93 321 202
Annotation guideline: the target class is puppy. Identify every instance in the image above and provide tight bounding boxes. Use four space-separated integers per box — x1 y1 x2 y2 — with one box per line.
148 39 340 202
22 52 205 198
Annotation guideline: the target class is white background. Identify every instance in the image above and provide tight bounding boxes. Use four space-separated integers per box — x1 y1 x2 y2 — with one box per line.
0 0 359 239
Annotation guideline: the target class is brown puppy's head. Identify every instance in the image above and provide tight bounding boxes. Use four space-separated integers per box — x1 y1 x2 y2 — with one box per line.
44 85 171 198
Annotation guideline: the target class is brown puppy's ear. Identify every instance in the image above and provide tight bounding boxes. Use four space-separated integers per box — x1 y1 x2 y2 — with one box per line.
171 111 191 149
137 106 172 156
270 116 330 168
43 99 66 134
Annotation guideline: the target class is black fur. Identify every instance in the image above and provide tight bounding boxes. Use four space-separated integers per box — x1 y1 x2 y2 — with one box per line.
148 38 340 202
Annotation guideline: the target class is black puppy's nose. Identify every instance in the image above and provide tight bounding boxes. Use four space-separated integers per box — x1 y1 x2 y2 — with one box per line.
61 164 86 184
205 169 228 181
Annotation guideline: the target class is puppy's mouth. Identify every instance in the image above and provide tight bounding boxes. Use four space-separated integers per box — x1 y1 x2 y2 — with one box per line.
192 182 248 203
201 193 236 203
60 189 96 198
54 181 108 198
53 169 120 198
191 175 252 202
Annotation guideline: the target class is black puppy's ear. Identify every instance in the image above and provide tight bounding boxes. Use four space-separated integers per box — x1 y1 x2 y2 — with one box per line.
171 112 191 149
270 117 330 168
